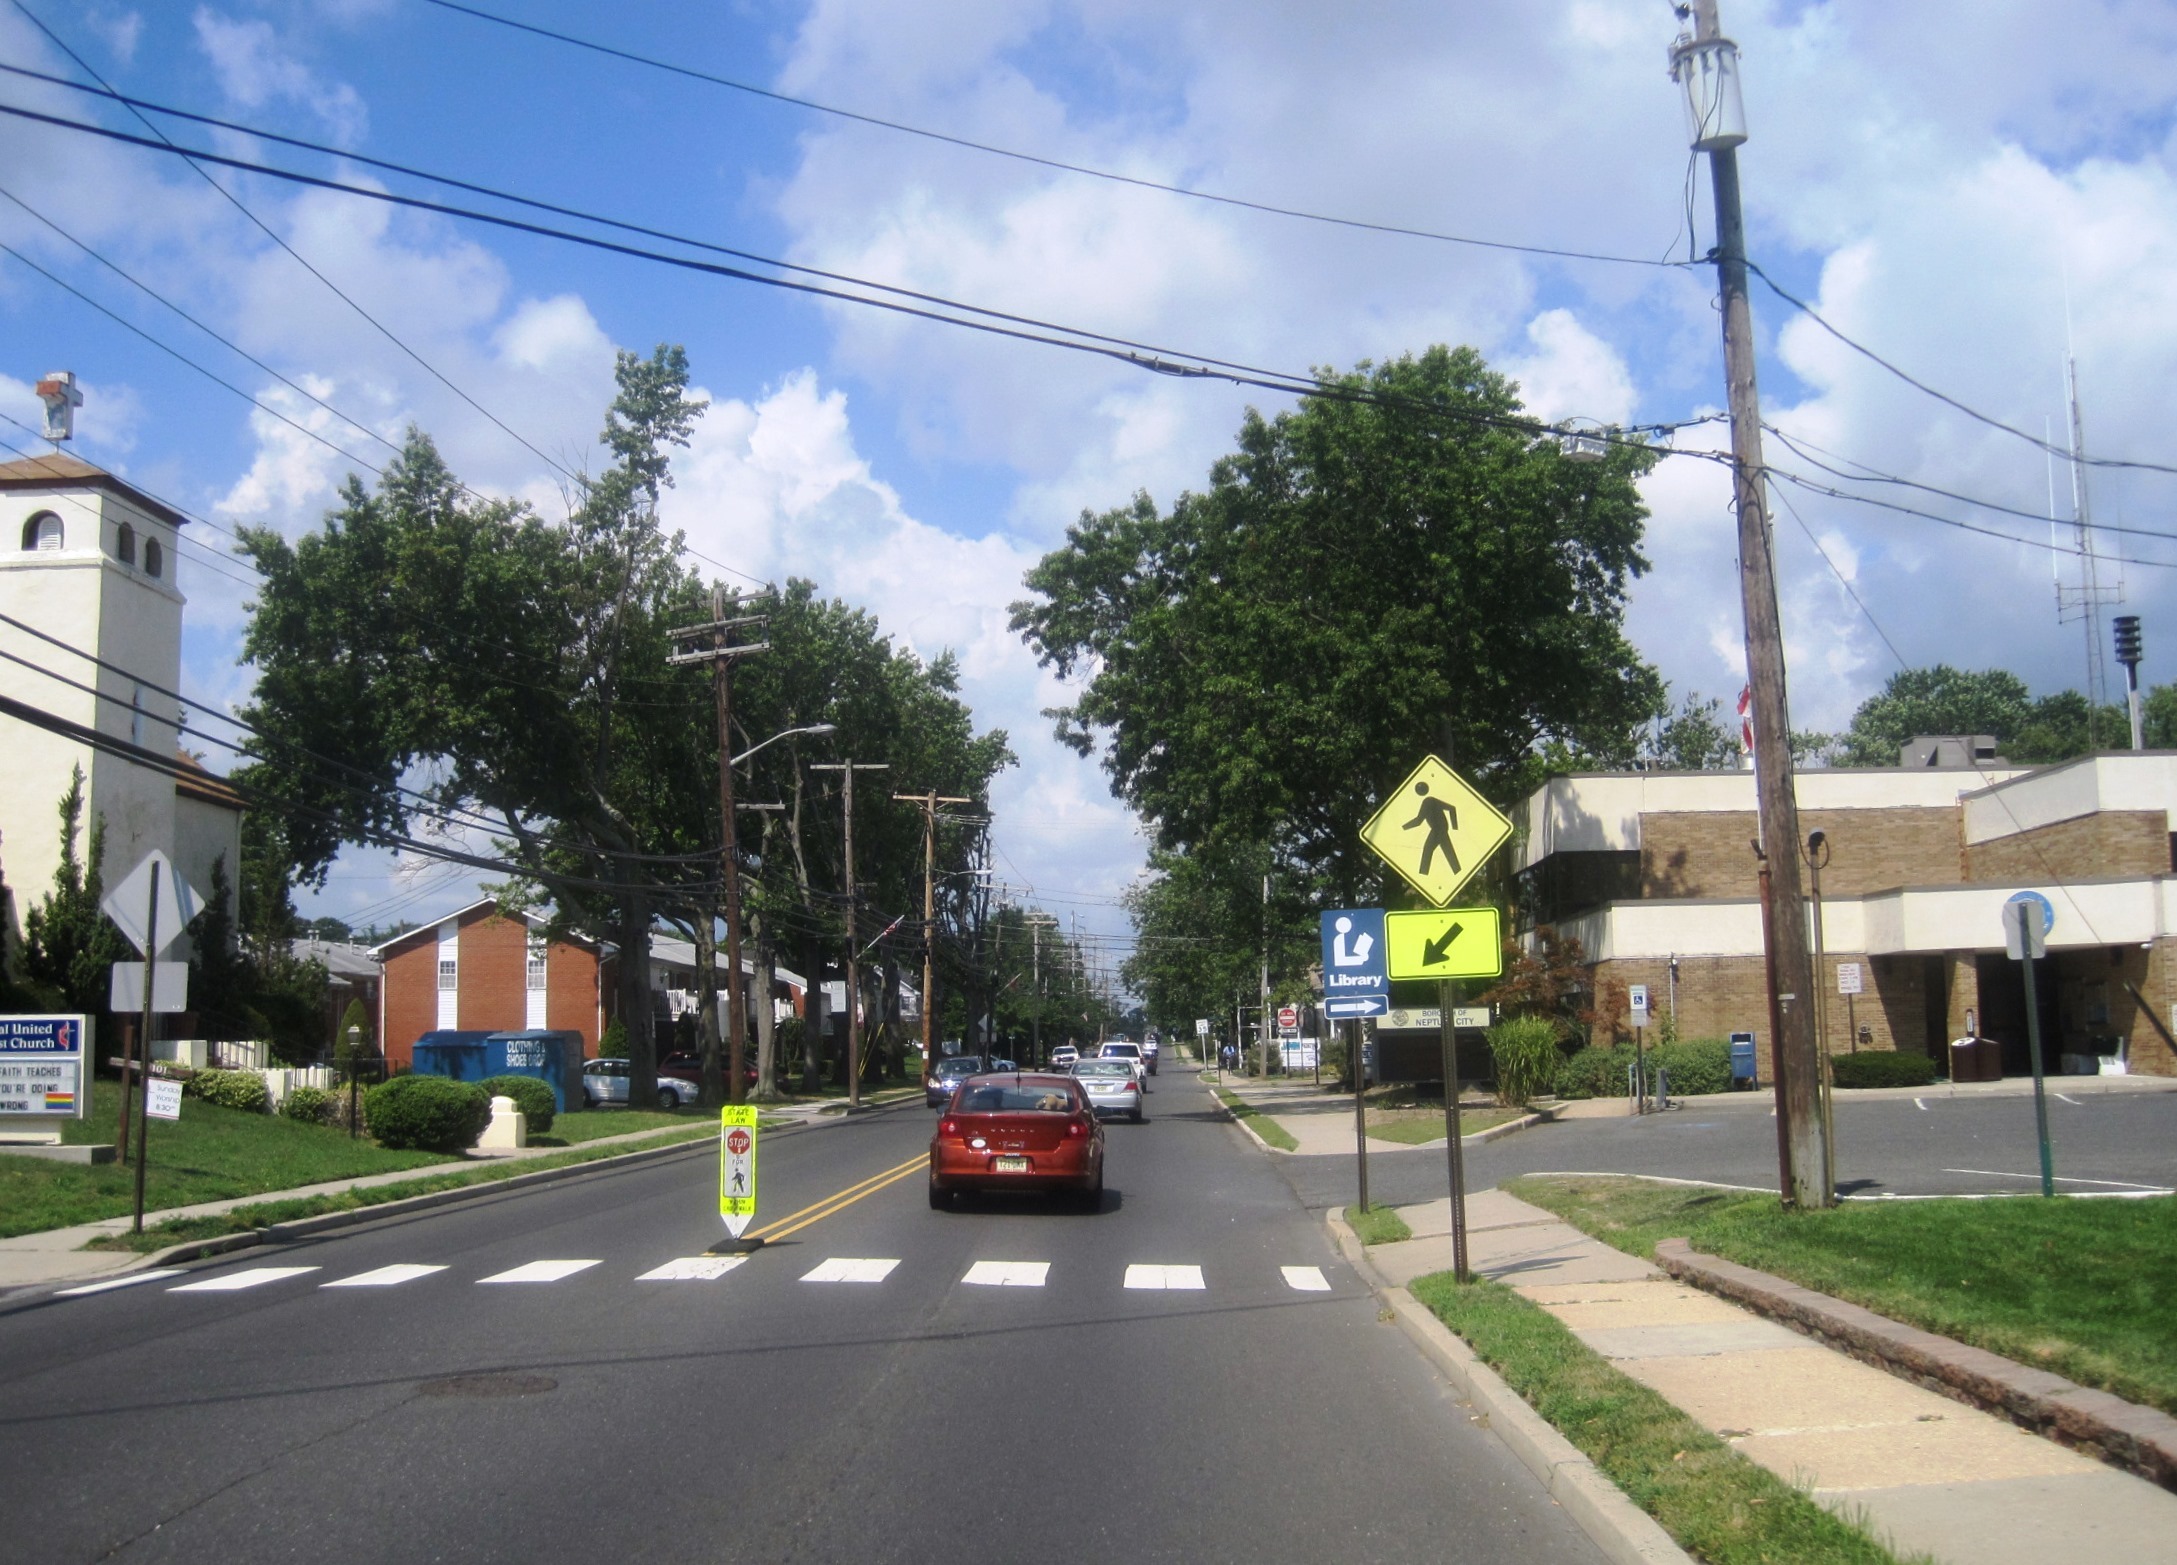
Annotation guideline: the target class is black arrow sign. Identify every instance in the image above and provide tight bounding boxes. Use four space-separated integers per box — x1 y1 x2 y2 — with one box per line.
1422 922 1464 966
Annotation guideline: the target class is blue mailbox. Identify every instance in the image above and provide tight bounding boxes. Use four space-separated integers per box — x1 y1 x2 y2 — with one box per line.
1728 1031 1758 1089
482 1030 584 1113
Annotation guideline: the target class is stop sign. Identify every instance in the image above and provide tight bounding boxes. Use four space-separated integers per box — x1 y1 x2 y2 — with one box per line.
727 1128 751 1155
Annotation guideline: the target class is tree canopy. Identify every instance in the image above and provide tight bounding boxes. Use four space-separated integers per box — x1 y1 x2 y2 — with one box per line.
1835 665 2137 766
1011 346 1664 899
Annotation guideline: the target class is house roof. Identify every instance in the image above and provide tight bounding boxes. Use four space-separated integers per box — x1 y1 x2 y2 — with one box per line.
173 752 245 813
0 453 189 531
367 898 605 958
290 939 382 981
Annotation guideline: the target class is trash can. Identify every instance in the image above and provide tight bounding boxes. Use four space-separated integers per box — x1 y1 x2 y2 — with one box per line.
1728 1031 1758 1090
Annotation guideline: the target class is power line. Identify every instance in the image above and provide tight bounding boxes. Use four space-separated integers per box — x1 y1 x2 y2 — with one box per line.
1766 468 2177 571
414 0 1689 271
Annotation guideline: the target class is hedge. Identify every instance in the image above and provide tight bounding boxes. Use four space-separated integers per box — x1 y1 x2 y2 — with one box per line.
184 1067 269 1113
365 1075 491 1152
478 1074 556 1134
1553 1040 1735 1099
1829 1050 1940 1089
279 1086 338 1125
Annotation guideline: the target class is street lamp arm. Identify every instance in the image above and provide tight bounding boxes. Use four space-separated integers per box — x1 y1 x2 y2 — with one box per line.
731 722 836 768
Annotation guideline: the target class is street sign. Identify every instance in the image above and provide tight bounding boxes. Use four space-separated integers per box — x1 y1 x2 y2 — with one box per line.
102 851 202 959
1384 908 1504 981
1318 908 1388 1016
109 962 189 1014
1378 1006 1491 1031
2005 891 2054 961
1276 1004 1300 1032
719 1105 759 1237
1194 1018 1210 1037
147 1078 182 1121
1629 984 1650 1023
0 1015 88 1120
1835 962 1863 996
1359 756 1513 907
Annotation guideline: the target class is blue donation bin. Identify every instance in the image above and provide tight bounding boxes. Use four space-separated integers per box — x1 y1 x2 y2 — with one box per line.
482 1030 584 1113
1728 1031 1759 1089
410 1030 492 1084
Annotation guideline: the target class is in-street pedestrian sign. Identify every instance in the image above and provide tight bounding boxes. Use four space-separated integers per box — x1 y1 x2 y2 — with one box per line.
1318 908 1388 1022
1384 908 1504 981
1359 756 1513 907
719 1105 759 1237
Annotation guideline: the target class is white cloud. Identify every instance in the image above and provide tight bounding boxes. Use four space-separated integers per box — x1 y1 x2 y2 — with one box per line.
194 7 368 144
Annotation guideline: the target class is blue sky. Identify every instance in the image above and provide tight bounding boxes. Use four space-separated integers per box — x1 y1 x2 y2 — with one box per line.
6 0 2177 965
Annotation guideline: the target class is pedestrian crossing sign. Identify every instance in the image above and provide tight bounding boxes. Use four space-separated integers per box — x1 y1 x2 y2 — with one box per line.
1359 756 1512 907
719 1105 759 1236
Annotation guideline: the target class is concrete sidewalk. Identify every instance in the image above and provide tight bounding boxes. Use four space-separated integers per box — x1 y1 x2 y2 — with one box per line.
0 1092 872 1292
1361 1188 2177 1565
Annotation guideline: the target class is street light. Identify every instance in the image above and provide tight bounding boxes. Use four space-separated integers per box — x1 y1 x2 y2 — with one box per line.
732 722 835 767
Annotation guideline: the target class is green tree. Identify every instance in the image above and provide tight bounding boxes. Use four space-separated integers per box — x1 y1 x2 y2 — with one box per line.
1011 347 1663 896
1643 689 1739 771
1838 665 2128 766
1122 845 1310 1052
22 766 130 1024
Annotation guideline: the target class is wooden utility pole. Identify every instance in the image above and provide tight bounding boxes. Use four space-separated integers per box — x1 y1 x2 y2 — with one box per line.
811 760 887 1110
896 790 970 1085
1680 0 1828 1205
668 587 769 1107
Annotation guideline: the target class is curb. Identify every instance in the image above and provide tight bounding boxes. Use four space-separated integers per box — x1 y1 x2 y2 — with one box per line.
1328 1211 1691 1565
33 1095 918 1291
1213 1093 1551 1156
1655 1238 2177 1493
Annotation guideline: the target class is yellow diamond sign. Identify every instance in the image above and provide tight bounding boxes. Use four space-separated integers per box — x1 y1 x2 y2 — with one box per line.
1360 755 1512 907
1385 908 1503 981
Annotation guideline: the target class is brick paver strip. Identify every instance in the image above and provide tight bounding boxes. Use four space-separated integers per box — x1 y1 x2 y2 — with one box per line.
1655 1237 2177 1492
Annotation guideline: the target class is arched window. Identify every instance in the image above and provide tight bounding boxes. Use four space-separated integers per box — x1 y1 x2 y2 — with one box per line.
115 521 136 566
20 511 63 551
143 537 163 579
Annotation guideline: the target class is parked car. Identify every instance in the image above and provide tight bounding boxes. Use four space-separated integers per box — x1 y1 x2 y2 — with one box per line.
1098 1040 1147 1087
927 1054 988 1108
657 1051 757 1100
1049 1044 1079 1069
928 1072 1104 1211
582 1057 630 1107
1071 1059 1143 1122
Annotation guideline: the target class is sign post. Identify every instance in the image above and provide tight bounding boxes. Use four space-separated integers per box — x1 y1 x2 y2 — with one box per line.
717 1104 762 1249
2006 895 2056 1197
1836 962 1863 1053
1630 983 1651 1114
1321 909 1389 1216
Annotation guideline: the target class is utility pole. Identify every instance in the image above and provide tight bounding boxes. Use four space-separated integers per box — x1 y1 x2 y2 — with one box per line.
811 760 887 1110
1258 873 1271 1079
668 587 770 1107
897 790 970 1085
1673 0 1829 1206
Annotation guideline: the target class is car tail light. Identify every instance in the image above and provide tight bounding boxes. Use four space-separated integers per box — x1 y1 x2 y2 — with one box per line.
1067 1117 1089 1138
940 1118 959 1137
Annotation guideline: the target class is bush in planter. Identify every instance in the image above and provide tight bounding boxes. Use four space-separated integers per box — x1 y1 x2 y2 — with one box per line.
365 1075 491 1152
183 1067 269 1113
279 1086 338 1124
1652 1038 1732 1097
477 1074 555 1134
1830 1050 1939 1089
1486 1015 1562 1107
1555 1045 1632 1100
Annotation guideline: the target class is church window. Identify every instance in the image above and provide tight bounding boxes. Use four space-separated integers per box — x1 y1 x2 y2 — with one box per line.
21 511 63 551
116 521 136 566
144 537 163 578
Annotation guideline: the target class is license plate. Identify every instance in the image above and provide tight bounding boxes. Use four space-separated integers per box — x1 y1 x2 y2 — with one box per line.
994 1156 1031 1172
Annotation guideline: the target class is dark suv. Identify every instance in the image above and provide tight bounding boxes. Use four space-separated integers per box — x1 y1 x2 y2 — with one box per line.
926 1054 988 1108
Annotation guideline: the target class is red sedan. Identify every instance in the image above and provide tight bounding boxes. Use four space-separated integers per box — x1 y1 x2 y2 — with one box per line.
928 1073 1105 1211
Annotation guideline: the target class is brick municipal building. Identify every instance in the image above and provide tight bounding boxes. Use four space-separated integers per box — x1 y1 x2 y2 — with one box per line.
1515 745 2177 1081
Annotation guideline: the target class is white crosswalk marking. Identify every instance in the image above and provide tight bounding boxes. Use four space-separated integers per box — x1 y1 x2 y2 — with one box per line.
801 1258 899 1284
963 1261 1048 1287
1124 1264 1205 1290
638 1256 748 1281
477 1260 600 1284
1281 1266 1332 1292
169 1267 320 1293
323 1265 448 1289
58 1269 185 1297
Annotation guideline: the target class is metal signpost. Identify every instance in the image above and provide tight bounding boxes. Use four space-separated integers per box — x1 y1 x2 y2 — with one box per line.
2006 893 2057 1197
1630 983 1652 1114
1321 909 1389 1215
1836 961 1863 1052
717 1104 762 1248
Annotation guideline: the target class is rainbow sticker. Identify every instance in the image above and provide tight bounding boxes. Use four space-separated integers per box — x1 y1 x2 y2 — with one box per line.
43 1090 75 1111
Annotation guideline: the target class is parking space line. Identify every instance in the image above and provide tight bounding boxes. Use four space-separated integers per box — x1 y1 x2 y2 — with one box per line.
801 1258 899 1283
477 1260 600 1284
169 1267 320 1294
1123 1264 1205 1290
962 1261 1048 1287
323 1264 448 1288
1281 1266 1332 1292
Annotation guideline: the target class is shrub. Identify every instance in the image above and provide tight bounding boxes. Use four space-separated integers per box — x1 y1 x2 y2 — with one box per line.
1487 1015 1562 1108
1652 1038 1732 1096
478 1073 555 1134
1555 1045 1632 1100
1830 1050 1939 1089
365 1074 491 1152
279 1086 337 1124
184 1067 269 1113
597 1018 630 1059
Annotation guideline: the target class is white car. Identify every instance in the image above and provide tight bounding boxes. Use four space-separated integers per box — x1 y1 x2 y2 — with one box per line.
1050 1044 1079 1069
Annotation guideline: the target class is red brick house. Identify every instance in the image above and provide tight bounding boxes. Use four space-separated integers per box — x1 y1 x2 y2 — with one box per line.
372 900 614 1070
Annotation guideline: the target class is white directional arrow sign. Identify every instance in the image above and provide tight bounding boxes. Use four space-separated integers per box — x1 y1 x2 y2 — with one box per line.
102 850 202 959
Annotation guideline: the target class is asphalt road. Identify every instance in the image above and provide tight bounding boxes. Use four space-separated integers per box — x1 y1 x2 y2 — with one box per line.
1277 1085 2177 1212
0 1073 1606 1565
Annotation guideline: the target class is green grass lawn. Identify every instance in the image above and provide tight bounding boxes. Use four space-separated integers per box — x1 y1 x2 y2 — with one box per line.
1509 1174 2177 1417
8 1081 452 1237
531 1107 704 1145
1365 1105 1523 1144
1213 1088 1299 1151
1411 1272 1905 1565
1345 1203 1414 1245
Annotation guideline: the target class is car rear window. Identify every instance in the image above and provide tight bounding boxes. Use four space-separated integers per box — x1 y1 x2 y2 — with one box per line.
955 1083 1082 1113
1073 1062 1132 1078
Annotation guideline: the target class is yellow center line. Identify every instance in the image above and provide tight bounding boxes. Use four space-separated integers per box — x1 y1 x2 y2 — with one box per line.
747 1152 927 1242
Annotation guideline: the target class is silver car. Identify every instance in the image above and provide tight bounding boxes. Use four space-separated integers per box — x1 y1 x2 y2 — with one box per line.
1098 1040 1147 1087
581 1058 629 1107
1072 1059 1143 1122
